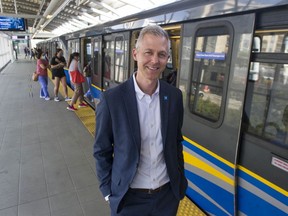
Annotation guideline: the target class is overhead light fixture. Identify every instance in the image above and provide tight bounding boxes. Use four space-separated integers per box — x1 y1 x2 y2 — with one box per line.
46 15 53 19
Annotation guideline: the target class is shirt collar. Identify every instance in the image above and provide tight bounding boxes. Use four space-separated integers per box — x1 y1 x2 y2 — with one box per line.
133 73 159 100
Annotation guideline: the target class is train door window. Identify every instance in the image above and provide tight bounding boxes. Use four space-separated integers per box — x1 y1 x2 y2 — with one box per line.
84 39 91 67
114 37 127 83
91 37 102 89
130 31 139 73
261 33 287 53
93 39 100 76
189 25 232 122
104 41 113 79
245 30 288 147
162 25 181 85
82 39 91 81
68 39 80 57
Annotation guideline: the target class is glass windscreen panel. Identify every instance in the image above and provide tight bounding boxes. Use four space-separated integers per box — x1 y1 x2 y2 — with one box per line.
114 37 127 83
189 26 230 122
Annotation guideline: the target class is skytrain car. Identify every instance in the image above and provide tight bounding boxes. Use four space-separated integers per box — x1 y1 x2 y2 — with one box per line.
38 0 288 215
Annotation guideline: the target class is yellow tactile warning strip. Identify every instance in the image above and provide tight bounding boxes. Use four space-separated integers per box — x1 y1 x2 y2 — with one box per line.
178 197 206 216
47 70 96 135
48 71 206 216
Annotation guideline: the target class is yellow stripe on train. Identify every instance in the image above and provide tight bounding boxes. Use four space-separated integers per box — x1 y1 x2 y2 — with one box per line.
183 152 234 186
91 84 102 91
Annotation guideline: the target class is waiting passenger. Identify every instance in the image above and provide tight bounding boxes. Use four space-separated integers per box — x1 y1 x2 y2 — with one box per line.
66 52 87 111
36 50 50 100
30 49 35 60
50 49 71 102
24 47 28 59
93 25 187 216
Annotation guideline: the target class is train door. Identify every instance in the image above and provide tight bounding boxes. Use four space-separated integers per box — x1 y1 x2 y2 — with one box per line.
81 38 93 104
91 36 102 103
238 9 288 215
103 32 130 90
163 25 181 86
178 14 255 215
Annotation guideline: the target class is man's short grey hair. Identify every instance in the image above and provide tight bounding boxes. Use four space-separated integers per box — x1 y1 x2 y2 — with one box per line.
135 25 170 51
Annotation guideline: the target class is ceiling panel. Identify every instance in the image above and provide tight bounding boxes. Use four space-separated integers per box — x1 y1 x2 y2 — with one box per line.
0 0 182 38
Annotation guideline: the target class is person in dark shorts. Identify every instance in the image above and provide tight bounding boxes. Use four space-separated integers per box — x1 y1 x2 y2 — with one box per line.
50 49 71 102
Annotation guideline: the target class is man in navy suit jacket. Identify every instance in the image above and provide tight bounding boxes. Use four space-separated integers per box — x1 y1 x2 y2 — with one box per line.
93 25 187 216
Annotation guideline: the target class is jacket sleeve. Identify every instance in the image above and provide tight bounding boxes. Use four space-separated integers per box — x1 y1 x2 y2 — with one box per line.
93 93 114 197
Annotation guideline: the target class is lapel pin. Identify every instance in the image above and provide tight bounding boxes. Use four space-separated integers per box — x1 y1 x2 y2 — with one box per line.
164 96 168 100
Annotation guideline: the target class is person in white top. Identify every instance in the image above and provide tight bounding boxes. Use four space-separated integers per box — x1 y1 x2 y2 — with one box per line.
66 52 88 111
94 25 187 216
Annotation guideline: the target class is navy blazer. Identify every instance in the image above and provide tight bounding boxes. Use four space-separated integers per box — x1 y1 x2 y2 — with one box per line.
93 76 187 213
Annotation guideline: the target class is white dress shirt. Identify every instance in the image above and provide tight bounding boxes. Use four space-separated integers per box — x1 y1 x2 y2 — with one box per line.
130 73 170 189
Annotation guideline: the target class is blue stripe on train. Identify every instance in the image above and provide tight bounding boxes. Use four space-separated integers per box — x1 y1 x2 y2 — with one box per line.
185 170 233 216
237 169 287 209
237 187 287 216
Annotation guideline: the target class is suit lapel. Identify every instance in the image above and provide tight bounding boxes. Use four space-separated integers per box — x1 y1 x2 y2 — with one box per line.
122 77 141 151
160 82 169 147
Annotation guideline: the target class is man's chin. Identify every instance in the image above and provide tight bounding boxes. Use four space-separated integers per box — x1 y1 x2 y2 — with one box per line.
146 71 162 78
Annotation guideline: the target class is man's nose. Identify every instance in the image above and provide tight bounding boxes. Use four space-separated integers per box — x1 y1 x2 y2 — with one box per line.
150 53 159 63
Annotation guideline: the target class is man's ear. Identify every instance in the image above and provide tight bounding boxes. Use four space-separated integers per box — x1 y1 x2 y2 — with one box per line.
132 48 137 61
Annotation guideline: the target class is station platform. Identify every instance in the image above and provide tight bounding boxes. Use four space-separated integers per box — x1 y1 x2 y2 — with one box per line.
0 59 205 216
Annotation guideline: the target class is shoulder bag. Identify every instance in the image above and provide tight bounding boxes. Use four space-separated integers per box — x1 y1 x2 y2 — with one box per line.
32 71 38 81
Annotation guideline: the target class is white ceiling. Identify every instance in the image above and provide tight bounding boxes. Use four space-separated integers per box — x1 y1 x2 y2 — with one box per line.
0 0 182 38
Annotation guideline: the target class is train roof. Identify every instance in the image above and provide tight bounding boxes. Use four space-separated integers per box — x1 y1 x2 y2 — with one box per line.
38 0 288 42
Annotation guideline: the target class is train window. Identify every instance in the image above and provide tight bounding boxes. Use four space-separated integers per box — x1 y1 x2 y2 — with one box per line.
114 37 127 83
93 41 100 76
256 31 288 53
85 41 91 63
245 30 288 147
189 26 231 122
245 62 288 146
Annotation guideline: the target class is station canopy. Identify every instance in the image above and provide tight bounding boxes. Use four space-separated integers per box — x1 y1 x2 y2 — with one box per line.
0 0 182 39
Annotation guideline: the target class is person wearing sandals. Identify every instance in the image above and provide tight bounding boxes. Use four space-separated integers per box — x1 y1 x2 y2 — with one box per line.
67 52 88 111
50 48 71 102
